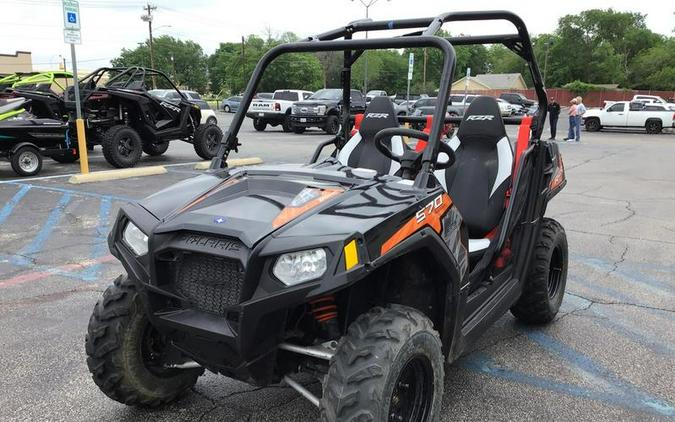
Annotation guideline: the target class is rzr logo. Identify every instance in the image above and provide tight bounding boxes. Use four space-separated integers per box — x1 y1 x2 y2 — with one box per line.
366 113 389 119
160 101 181 113
466 115 494 121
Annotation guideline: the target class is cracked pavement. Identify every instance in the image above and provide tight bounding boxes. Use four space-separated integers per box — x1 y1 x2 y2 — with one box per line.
0 116 674 421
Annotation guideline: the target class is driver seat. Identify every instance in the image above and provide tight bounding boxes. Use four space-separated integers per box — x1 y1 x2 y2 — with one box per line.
337 97 405 175
434 96 513 254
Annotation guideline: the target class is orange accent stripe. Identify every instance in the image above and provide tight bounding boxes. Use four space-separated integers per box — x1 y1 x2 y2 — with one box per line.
272 188 343 229
380 193 452 256
177 177 241 214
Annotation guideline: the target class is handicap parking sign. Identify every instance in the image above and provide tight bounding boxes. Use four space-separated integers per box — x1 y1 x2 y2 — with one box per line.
67 12 77 24
63 0 81 30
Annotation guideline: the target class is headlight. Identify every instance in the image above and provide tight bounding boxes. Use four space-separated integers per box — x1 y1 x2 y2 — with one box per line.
316 105 326 115
292 105 299 115
273 248 327 286
123 221 148 256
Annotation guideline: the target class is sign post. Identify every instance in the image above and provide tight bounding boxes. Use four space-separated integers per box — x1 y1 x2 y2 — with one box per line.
406 53 414 104
464 67 471 99
63 0 89 174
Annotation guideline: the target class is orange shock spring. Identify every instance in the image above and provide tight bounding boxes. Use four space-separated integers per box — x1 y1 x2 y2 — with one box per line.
309 295 338 323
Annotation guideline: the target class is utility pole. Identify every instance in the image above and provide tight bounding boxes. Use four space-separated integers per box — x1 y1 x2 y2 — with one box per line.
423 48 427 93
351 0 390 93
543 39 554 86
141 3 157 87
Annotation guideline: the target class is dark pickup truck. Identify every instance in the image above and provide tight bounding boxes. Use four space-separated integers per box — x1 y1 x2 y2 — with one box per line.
290 88 366 134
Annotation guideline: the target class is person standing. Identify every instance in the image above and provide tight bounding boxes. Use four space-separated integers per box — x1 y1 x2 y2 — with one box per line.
564 98 577 141
575 96 586 142
547 97 561 140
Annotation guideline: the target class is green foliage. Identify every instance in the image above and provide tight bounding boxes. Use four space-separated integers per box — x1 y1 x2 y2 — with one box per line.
629 38 675 90
112 36 208 93
562 80 603 95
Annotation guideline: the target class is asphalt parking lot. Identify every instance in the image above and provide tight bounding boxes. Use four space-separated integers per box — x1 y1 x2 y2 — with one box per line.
0 113 673 421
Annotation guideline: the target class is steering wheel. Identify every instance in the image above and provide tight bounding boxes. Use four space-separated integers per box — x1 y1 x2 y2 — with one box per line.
373 127 455 177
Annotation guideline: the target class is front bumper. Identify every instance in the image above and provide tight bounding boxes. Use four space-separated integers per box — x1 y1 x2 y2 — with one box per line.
290 114 327 128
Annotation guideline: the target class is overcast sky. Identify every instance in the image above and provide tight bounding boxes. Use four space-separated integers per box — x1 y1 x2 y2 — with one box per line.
1 0 673 71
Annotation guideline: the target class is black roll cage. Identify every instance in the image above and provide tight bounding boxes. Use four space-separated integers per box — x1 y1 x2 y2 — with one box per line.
212 10 547 190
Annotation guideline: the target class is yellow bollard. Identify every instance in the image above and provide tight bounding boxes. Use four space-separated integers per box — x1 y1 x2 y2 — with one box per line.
75 118 89 174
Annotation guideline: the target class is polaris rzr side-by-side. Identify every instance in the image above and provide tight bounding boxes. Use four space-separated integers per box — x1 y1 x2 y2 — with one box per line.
86 11 568 422
9 67 223 168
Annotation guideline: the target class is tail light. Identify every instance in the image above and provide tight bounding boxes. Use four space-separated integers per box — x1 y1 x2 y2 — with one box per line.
549 152 565 191
274 102 281 111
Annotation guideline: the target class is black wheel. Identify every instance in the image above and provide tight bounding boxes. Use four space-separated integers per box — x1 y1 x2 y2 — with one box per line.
102 125 143 168
206 116 217 126
511 218 568 324
142 141 170 156
293 126 306 134
282 114 293 132
320 305 444 422
11 146 42 177
51 148 79 163
585 118 601 132
253 118 267 132
85 275 202 407
324 115 340 135
223 105 231 113
193 123 223 160
645 119 662 134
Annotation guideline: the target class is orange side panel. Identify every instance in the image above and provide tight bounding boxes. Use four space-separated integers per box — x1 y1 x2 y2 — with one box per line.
380 193 452 255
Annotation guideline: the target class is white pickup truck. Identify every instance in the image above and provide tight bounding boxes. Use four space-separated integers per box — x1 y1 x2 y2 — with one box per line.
583 101 675 134
245 89 313 132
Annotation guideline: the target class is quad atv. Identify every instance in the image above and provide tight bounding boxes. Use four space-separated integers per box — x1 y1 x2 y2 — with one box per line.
86 11 568 422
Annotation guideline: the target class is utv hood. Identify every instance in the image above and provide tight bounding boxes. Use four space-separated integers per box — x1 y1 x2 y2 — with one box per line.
138 166 353 248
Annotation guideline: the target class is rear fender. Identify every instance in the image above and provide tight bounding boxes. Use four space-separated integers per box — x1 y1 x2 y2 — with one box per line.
10 142 38 155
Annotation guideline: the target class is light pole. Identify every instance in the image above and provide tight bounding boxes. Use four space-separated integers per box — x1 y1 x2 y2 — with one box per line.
543 39 554 86
141 3 157 87
351 0 390 93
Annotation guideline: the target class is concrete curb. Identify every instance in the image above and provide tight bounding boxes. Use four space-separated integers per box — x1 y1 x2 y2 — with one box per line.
194 157 263 170
67 165 168 184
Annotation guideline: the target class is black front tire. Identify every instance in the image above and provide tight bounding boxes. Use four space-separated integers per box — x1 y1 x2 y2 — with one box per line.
142 141 170 156
282 115 293 133
85 275 202 407
102 125 143 168
224 105 231 113
193 124 223 160
511 218 568 324
293 126 306 134
206 116 218 126
585 118 601 132
11 145 43 177
324 115 340 135
321 305 444 422
253 118 267 131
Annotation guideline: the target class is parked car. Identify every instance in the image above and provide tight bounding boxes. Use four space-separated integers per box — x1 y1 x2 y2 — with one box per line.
221 96 242 113
394 100 415 116
149 89 217 125
290 88 366 134
448 94 479 116
496 98 516 116
246 89 314 132
409 96 462 117
583 101 675 134
500 92 535 108
365 89 387 102
631 94 675 111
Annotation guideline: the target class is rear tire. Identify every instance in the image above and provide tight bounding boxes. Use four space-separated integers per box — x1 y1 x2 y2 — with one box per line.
85 275 202 407
511 218 568 324
11 145 42 177
320 305 444 422
253 119 267 131
102 125 142 168
584 118 601 132
142 141 169 156
324 115 339 135
645 119 662 134
224 105 231 113
193 124 223 160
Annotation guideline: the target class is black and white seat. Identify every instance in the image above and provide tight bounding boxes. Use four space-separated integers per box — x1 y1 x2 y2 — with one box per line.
337 97 405 175
434 96 513 254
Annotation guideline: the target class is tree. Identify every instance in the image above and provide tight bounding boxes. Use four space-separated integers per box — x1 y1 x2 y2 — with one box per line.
629 38 675 90
112 36 208 93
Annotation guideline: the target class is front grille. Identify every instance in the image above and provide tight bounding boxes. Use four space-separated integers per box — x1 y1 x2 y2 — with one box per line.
174 253 244 315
